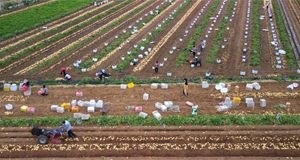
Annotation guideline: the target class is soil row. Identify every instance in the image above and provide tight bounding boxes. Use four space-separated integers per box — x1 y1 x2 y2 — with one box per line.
0 125 300 158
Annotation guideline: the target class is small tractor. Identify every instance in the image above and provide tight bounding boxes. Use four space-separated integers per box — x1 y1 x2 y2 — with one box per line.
187 57 202 67
31 126 65 144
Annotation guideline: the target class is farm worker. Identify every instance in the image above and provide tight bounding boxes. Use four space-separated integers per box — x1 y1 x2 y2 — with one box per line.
62 120 77 138
64 73 71 81
96 72 104 81
38 85 49 96
100 68 105 74
96 69 111 81
98 68 105 81
191 46 197 58
22 79 30 88
61 67 66 77
199 40 205 52
198 57 202 66
183 78 188 96
94 1 97 6
155 61 159 73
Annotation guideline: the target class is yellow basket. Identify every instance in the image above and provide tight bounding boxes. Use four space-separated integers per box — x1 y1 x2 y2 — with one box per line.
3 87 10 91
233 97 241 103
20 106 28 112
127 82 134 89
61 103 68 109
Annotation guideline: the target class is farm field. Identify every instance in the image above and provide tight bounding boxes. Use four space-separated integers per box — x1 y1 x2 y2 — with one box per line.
1 0 300 159
1 81 300 158
0 0 299 82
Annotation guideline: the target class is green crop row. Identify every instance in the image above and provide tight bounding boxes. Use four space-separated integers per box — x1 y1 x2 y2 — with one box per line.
174 0 221 66
0 1 116 57
0 0 131 68
0 0 98 40
272 1 296 67
250 0 262 66
115 0 192 71
1 114 300 127
79 0 169 69
206 0 235 63
29 0 149 73
7 70 300 87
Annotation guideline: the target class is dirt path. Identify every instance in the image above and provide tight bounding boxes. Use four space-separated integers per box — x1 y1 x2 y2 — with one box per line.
219 0 246 77
1 125 300 158
259 0 277 74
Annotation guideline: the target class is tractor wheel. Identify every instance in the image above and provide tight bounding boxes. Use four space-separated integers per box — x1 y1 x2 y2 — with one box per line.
31 127 42 136
38 135 48 145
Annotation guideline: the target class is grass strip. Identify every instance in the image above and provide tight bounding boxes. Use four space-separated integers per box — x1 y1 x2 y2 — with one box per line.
0 114 299 127
272 1 296 67
249 0 262 66
174 0 221 66
206 0 235 63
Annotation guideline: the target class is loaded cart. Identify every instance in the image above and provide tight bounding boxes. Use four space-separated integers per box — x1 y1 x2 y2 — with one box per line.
31 126 65 144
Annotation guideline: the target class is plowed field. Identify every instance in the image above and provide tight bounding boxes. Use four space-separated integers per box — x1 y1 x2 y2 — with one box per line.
0 0 299 82
1 126 300 158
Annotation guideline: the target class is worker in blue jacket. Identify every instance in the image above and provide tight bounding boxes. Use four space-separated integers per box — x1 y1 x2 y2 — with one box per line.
62 120 77 138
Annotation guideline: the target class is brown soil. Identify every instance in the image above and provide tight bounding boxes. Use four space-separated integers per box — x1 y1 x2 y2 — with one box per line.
0 125 300 158
216 0 247 77
282 0 300 48
0 81 299 118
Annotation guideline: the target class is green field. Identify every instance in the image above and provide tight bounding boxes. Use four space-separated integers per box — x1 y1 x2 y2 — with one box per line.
0 0 95 40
